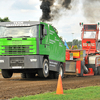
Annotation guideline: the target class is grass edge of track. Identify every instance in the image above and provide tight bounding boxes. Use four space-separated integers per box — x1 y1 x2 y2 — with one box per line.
11 86 100 100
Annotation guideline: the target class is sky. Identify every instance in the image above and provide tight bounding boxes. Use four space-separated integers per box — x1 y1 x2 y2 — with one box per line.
0 0 100 42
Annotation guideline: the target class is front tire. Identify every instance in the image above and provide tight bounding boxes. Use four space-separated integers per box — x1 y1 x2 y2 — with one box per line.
1 69 13 78
38 59 49 78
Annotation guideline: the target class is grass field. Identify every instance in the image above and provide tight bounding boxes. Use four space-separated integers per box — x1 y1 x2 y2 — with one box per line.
11 86 100 100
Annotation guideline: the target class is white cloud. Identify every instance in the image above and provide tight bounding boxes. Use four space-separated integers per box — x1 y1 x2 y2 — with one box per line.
21 9 36 13
28 0 40 5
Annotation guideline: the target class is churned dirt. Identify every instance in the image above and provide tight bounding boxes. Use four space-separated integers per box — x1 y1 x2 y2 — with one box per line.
0 73 100 100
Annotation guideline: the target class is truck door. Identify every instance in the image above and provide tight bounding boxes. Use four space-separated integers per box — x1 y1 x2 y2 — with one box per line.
40 24 49 55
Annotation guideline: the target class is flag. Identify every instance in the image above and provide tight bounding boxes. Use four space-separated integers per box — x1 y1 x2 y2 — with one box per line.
64 40 69 49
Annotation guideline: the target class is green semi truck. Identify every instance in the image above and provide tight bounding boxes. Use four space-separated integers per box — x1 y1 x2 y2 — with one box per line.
0 21 66 79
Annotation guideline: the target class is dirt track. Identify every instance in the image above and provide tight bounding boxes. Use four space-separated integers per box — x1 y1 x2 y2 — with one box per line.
0 73 100 99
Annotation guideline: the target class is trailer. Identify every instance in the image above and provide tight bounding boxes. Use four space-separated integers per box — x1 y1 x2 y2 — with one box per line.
0 21 66 79
64 23 100 76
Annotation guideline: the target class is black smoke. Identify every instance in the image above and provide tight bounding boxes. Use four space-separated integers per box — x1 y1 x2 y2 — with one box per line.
62 0 72 9
40 0 100 23
40 0 72 22
40 0 54 21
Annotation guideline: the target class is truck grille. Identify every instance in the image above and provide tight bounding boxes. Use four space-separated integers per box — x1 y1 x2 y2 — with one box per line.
10 57 24 67
2 45 33 55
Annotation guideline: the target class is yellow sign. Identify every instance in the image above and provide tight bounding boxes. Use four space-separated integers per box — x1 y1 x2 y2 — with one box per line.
71 52 79 57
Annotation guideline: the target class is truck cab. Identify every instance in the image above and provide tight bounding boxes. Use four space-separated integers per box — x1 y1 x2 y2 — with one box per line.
81 24 99 54
0 21 66 79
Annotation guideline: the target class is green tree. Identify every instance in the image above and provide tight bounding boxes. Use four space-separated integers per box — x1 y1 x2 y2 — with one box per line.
67 39 82 49
73 39 78 45
0 17 10 22
78 40 82 49
67 42 72 47
73 45 78 49
68 45 71 49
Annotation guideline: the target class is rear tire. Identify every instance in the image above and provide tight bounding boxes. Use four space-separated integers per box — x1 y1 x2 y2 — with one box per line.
94 67 98 75
54 63 64 79
98 66 100 75
78 61 84 77
38 59 49 78
1 69 13 78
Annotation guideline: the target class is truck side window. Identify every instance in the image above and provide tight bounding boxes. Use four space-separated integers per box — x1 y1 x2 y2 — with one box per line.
40 24 47 39
40 24 45 44
41 24 44 37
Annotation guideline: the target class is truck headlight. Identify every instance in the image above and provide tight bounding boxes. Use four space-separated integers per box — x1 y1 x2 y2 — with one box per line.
0 60 4 63
30 59 37 62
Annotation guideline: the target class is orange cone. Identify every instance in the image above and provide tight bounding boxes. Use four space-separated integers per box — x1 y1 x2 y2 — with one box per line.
56 74 63 94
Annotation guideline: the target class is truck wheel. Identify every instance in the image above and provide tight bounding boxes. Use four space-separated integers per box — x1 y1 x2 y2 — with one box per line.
79 67 84 77
1 69 13 78
38 59 49 78
78 61 84 77
54 63 64 79
98 67 100 75
21 73 26 78
94 67 98 75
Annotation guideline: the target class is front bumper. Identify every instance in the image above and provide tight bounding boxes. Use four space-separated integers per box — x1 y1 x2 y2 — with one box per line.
0 55 43 69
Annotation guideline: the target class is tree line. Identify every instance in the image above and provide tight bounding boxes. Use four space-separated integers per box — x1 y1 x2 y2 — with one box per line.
59 36 82 49
0 17 10 22
67 39 82 49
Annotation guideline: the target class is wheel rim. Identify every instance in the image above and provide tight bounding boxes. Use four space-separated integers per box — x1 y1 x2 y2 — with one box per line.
59 67 62 77
44 63 48 74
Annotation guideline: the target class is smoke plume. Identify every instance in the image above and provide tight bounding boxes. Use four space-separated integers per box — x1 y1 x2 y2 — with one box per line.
40 0 100 23
40 0 72 22
82 0 100 22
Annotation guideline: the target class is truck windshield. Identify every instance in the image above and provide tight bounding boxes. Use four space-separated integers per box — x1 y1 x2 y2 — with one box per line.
83 31 96 39
0 25 38 38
